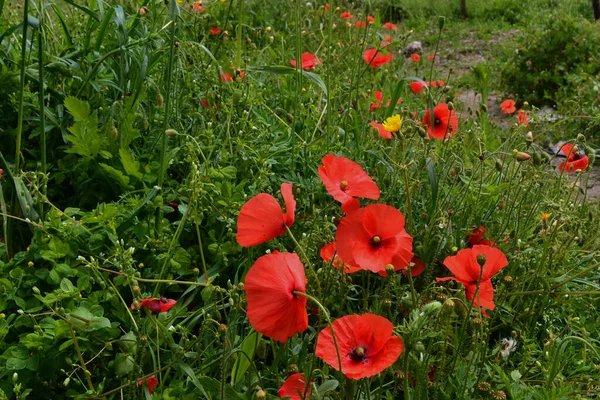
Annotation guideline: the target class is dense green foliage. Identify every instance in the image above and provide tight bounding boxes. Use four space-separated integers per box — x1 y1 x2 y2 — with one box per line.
0 0 599 399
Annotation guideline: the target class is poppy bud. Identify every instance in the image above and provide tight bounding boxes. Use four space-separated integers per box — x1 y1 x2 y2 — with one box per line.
480 103 487 112
418 126 427 138
512 149 530 162
442 299 455 314
415 341 425 352
447 101 454 111
237 282 244 291
471 317 483 326
32 286 40 295
587 147 596 166
438 16 445 30
525 131 533 143
476 254 486 267
265 26 272 32
255 389 267 399
495 159 503 172
156 93 164 107
192 268 200 275
385 264 395 275
532 151 542 165
165 129 178 137
498 200 504 210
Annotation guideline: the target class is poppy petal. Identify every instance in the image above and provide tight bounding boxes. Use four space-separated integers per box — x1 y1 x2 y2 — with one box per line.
280 183 296 227
236 193 285 247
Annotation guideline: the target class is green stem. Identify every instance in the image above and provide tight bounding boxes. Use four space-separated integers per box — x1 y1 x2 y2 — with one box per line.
235 0 244 70
293 291 343 375
285 226 322 296
15 0 29 174
37 3 46 221
155 1 178 234
153 209 189 297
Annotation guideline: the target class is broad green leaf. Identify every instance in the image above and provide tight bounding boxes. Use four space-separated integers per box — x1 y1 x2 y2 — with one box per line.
100 163 130 189
114 353 135 376
64 96 90 120
119 149 143 179
231 331 261 385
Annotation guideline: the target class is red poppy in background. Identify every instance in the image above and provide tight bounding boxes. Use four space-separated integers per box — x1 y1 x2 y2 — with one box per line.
320 242 361 273
325 3 331 10
336 204 413 274
367 16 375 23
290 52 322 70
132 297 177 313
363 48 392 68
500 99 516 114
245 252 308 342
383 22 398 30
236 183 295 247
210 27 222 36
409 81 427 94
517 109 529 126
437 245 508 314
354 21 367 28
427 55 435 60
318 154 380 212
411 53 421 62
316 313 404 379
467 225 495 247
138 377 158 395
369 91 402 111
423 103 458 140
340 11 353 19
192 1 205 13
430 80 445 88
278 373 313 399
558 143 589 172
401 256 426 277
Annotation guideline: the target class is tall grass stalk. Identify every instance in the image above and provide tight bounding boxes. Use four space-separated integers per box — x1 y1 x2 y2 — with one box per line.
38 0 47 221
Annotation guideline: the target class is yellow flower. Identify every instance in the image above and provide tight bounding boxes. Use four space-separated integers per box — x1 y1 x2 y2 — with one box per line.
540 212 552 224
175 0 183 3
382 114 402 134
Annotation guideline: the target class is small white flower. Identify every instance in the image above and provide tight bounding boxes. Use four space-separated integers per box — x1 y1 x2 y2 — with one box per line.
168 325 175 332
128 247 135 254
207 122 213 127
265 249 271 254
302 233 307 237
77 255 86 261
500 337 517 360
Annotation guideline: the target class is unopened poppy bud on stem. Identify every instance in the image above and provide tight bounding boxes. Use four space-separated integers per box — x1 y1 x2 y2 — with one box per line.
512 149 530 161
385 264 395 275
447 101 454 111
166 129 177 137
526 131 533 143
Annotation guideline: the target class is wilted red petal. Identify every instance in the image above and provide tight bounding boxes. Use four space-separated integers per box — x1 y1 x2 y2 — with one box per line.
316 313 404 379
369 121 393 139
245 252 308 342
278 373 312 399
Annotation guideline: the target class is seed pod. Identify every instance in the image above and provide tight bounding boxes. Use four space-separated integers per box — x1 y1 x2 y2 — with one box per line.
495 159 503 172
156 93 164 107
165 129 178 137
512 149 530 162
532 151 542 165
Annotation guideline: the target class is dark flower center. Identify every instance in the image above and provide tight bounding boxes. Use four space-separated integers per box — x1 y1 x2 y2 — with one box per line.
434 118 441 126
370 235 382 248
160 296 168 303
340 180 349 191
349 345 368 362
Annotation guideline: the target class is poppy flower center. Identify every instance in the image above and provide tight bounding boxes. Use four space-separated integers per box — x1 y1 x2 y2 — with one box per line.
434 118 441 125
160 296 168 303
340 180 349 191
370 235 382 248
349 345 368 362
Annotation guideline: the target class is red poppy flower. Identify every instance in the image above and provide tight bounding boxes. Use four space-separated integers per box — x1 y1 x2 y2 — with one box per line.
411 53 420 62
324 3 331 10
401 256 426 277
220 68 245 82
409 81 427 94
318 154 380 212
558 143 589 172
363 48 392 68
369 91 402 111
427 55 435 60
354 21 367 28
131 297 177 313
244 252 308 342
437 245 508 313
429 80 445 88
517 109 529 126
383 22 398 30
335 204 413 274
500 99 516 114
340 11 353 19
201 98 210 109
138 377 158 395
320 242 361 273
316 313 404 379
290 52 322 70
278 373 312 399
236 183 295 247
192 1 205 13
210 27 222 36
423 103 458 140
384 35 392 42
467 225 495 247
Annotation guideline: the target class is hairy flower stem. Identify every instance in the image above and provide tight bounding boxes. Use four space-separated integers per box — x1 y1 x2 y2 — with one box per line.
286 226 322 296
153 208 189 297
294 291 343 375
155 1 178 234
69 325 95 392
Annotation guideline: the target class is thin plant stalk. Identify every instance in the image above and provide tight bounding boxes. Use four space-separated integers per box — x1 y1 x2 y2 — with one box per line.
38 2 47 221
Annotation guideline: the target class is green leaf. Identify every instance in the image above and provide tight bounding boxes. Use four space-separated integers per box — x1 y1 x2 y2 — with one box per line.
59 278 75 293
118 331 137 354
88 316 111 331
231 331 261 385
100 163 130 189
64 96 90 120
13 177 40 221
114 353 135 376
119 149 143 179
